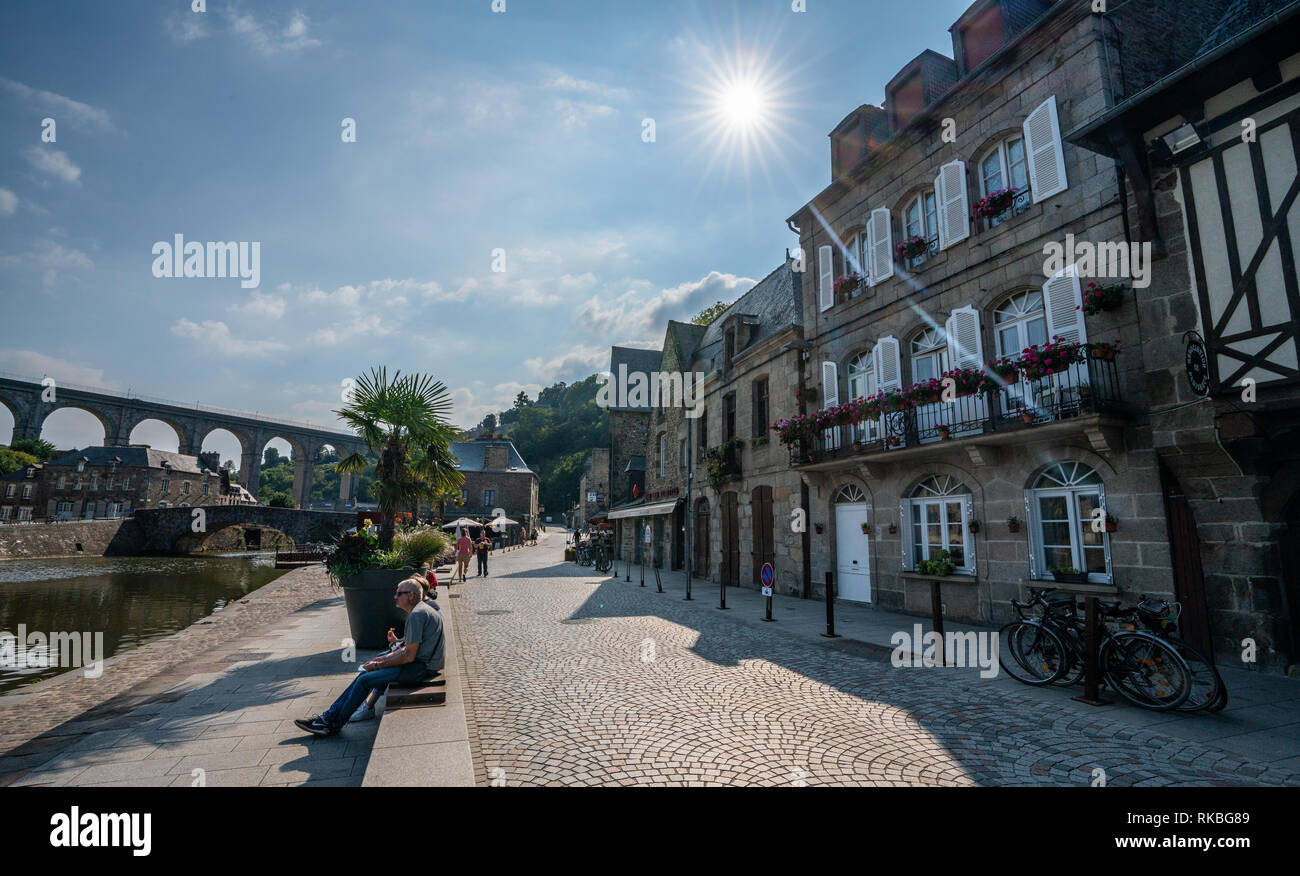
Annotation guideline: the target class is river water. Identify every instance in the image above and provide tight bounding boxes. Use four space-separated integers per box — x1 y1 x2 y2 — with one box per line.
0 554 288 694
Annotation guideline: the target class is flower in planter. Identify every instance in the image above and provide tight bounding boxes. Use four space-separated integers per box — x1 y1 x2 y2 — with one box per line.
1078 281 1126 316
895 235 928 260
936 423 951 439
986 357 1020 385
834 272 862 295
859 522 871 534
1088 340 1120 361
972 187 1019 220
1018 336 1084 380
941 366 984 397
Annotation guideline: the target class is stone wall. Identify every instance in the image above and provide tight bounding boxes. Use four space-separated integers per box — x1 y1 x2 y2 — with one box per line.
0 518 141 560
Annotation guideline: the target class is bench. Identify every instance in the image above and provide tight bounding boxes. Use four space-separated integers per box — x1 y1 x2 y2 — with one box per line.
383 675 446 711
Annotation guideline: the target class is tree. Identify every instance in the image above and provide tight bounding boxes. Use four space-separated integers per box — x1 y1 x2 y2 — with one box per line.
482 413 497 432
334 368 464 550
263 446 281 467
692 300 732 326
513 391 532 411
266 491 295 508
0 447 40 476
10 438 57 461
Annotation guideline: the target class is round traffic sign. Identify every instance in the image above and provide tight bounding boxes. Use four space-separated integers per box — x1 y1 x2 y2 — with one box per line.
761 563 774 585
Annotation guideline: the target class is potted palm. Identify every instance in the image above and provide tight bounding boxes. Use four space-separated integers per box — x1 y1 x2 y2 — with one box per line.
331 368 464 648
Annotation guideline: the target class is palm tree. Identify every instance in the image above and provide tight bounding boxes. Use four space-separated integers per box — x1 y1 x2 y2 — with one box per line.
334 368 464 550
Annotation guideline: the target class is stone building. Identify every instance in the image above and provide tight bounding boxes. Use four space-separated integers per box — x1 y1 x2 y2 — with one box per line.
784 0 1237 631
1068 0 1300 672
574 447 610 530
0 446 230 521
441 439 540 532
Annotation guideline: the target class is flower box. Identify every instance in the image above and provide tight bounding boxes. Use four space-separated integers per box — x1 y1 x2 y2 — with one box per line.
972 187 1019 220
1080 281 1126 316
834 273 862 296
1088 341 1119 361
896 236 928 260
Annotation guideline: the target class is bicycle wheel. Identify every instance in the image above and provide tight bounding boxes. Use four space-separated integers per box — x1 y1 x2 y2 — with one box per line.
998 621 1067 686
1047 620 1086 686
1165 639 1227 712
1101 633 1191 711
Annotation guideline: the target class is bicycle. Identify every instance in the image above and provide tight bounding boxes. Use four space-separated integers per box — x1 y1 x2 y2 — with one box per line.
1129 596 1228 713
1003 588 1193 711
594 543 612 573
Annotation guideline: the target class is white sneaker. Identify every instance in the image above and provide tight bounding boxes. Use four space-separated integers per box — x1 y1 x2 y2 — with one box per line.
348 704 376 723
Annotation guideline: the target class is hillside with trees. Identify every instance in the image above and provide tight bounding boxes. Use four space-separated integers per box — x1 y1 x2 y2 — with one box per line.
469 374 608 519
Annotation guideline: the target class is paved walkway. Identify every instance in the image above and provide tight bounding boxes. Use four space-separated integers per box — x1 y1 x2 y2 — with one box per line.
2 567 381 787
453 533 1300 786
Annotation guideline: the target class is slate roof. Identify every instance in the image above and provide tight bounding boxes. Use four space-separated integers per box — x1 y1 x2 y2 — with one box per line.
608 345 663 412
450 440 535 474
44 446 218 475
694 258 802 372
665 321 707 361
1196 0 1295 55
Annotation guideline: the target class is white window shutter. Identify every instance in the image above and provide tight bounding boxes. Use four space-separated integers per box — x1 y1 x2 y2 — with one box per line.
870 207 893 283
944 305 984 371
1042 266 1087 345
1024 95 1068 203
937 160 969 249
873 336 902 390
822 361 840 448
934 175 948 248
818 245 834 311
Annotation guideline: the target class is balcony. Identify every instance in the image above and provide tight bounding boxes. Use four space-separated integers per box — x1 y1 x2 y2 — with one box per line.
704 439 743 488
790 358 1126 470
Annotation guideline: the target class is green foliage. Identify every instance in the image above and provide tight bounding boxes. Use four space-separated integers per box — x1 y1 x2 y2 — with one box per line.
266 491 295 508
919 549 955 577
0 447 41 476
692 300 733 326
325 525 451 586
10 438 57 461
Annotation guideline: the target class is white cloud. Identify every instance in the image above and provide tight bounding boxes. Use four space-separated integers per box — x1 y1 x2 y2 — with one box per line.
23 148 80 183
308 313 391 347
0 350 120 389
553 99 617 132
541 70 631 103
577 270 753 339
227 9 321 55
0 78 112 131
523 345 613 384
164 12 208 43
230 291 286 320
169 318 288 356
0 239 95 289
0 188 17 216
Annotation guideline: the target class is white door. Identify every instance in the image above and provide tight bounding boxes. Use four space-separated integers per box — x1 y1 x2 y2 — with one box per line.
835 502 871 602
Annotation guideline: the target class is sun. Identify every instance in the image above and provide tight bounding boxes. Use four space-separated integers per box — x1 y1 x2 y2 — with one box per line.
718 79 766 131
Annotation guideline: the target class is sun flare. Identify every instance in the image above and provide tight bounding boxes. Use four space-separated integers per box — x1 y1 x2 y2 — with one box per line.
719 80 766 130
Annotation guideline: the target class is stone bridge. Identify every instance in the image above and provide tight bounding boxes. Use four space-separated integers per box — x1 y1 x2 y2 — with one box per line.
0 374 367 509
132 506 356 554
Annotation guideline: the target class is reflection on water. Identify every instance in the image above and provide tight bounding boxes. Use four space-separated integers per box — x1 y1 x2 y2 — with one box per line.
0 554 288 694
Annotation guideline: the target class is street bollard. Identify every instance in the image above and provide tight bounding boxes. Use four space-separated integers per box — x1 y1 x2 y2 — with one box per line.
655 566 662 593
640 558 644 587
821 571 839 638
930 580 945 667
625 554 630 583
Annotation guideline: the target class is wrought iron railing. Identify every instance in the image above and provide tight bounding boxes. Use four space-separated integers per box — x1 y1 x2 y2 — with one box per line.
789 357 1122 465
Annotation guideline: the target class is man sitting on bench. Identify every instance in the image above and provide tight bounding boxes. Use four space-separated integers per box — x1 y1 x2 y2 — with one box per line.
295 576 444 737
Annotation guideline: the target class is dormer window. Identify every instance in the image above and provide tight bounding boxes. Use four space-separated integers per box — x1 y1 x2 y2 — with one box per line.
25 467 35 479
77 460 85 473
955 1 1005 73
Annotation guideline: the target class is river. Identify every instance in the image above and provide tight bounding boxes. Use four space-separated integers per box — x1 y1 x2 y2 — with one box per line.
0 553 288 694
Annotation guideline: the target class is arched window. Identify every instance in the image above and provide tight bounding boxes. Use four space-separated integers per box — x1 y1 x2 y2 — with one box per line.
902 475 973 572
993 290 1047 358
847 353 878 442
909 326 949 384
1027 462 1109 582
835 484 867 504
978 136 1030 227
902 191 939 267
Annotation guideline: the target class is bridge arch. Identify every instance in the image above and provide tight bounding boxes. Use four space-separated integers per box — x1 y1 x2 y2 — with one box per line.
127 417 188 454
40 405 112 450
0 397 16 445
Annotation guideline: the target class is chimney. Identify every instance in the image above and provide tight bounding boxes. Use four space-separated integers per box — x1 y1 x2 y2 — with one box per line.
484 444 509 470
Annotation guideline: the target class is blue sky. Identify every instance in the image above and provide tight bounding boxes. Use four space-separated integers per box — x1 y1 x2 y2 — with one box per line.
0 0 971 462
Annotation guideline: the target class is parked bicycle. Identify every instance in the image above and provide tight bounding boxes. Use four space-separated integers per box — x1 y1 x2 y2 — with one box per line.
1000 588 1197 712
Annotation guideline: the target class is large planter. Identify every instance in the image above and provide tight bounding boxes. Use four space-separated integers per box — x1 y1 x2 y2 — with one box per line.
341 569 415 649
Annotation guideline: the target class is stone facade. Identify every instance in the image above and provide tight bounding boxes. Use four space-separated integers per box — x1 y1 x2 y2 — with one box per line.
442 440 540 531
575 447 610 530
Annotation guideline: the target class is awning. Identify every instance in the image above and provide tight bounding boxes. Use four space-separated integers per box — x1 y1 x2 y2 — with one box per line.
607 499 679 520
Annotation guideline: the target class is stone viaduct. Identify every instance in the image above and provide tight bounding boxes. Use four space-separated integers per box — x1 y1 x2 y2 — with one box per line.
132 506 356 554
0 375 368 510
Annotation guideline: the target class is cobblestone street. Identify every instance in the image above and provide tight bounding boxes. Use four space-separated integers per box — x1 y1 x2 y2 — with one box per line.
453 536 1300 787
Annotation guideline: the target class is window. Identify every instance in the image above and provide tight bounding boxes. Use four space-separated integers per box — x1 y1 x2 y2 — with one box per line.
483 489 496 506
751 378 769 438
183 481 191 494
847 353 879 443
910 326 949 384
76 461 85 473
55 501 73 519
724 329 736 370
21 484 32 499
202 482 209 496
90 475 99 491
106 476 115 491
903 191 940 267
657 433 667 477
1027 462 1109 582
723 394 736 442
161 478 170 494
109 461 118 473
903 475 973 572
24 467 35 479
120 477 130 491
994 291 1049 409
459 488 468 503
697 409 707 461
3 484 13 499
56 474 66 490
18 507 32 521
0 507 10 521
72 476 81 491
979 137 1031 227
843 231 868 293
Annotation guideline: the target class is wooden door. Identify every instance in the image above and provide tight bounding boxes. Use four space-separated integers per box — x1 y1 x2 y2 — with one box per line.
1161 465 1213 656
751 486 774 584
721 491 739 588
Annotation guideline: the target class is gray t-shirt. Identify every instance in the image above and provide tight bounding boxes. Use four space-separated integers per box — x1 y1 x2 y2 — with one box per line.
401 599 444 678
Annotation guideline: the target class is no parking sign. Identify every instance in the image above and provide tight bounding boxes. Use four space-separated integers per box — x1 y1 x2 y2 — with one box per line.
761 563 774 597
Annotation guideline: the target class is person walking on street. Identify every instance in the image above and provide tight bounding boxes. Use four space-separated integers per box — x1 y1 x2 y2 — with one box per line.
455 529 472 582
475 530 492 577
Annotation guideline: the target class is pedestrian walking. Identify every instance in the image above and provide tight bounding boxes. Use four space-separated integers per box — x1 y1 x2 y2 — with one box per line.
475 530 492 577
